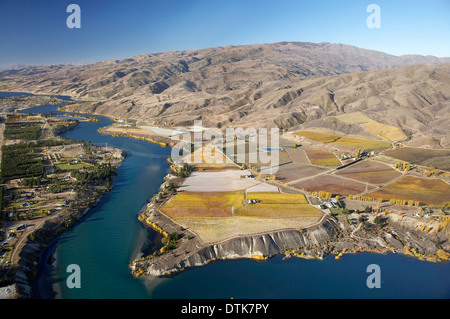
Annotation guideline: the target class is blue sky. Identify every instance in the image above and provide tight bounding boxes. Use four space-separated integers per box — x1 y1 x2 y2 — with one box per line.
0 0 449 67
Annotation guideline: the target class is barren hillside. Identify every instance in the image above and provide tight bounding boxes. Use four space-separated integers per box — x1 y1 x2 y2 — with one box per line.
1 41 449 145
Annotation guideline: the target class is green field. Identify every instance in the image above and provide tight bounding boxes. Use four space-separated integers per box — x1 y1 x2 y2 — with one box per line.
56 162 91 171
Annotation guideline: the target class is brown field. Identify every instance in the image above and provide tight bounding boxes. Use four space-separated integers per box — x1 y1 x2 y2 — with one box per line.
405 136 443 149
335 160 401 185
383 147 450 171
368 176 450 205
283 147 310 164
305 149 341 166
293 175 375 196
222 142 292 167
269 163 328 183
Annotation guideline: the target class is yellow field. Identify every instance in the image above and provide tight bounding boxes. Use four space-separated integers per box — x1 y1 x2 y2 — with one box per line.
164 191 243 209
368 176 450 205
305 149 341 166
247 192 308 204
163 191 322 220
333 112 405 142
295 130 391 150
163 191 323 243
295 131 341 143
333 136 391 149
184 145 231 165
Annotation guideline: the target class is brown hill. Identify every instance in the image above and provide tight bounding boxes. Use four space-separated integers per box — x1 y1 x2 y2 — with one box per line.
1 41 449 145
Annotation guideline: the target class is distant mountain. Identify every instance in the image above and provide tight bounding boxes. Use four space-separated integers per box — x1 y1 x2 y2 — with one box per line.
0 61 98 73
0 64 37 72
1 41 449 145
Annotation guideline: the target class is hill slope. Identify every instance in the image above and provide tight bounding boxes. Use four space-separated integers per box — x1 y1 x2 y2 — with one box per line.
1 41 449 145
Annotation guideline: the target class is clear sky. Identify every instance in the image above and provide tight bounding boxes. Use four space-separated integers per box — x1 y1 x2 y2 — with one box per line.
0 0 449 67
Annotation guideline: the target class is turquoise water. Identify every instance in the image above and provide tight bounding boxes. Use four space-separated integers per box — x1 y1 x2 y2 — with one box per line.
12 97 450 299
151 253 450 299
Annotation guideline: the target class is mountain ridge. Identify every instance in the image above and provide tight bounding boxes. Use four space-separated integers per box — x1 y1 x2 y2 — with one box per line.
1 41 449 145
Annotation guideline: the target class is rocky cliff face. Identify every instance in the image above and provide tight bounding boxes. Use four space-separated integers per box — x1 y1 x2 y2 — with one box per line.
144 218 339 276
134 209 450 278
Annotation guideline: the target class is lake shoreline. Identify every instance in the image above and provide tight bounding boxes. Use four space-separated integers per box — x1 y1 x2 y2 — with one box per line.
131 168 449 279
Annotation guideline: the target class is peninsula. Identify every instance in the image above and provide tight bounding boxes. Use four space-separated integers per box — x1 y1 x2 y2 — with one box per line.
129 124 450 278
0 106 125 298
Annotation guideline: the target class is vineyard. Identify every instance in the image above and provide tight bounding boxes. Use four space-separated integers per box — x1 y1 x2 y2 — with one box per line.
0 142 44 181
368 176 450 206
3 122 41 140
163 190 321 221
334 160 402 185
304 149 341 166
